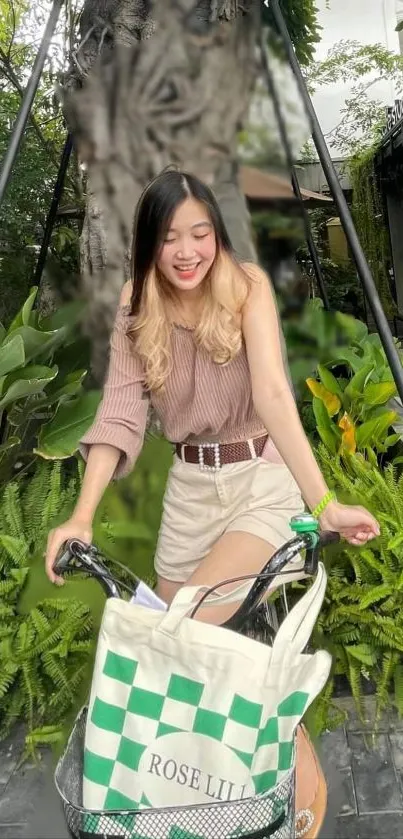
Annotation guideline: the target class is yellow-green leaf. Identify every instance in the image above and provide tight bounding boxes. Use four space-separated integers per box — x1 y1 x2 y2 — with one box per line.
306 378 341 416
338 412 356 454
363 381 397 407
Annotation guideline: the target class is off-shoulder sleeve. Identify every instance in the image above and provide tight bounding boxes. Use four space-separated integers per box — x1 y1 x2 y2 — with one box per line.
79 305 149 480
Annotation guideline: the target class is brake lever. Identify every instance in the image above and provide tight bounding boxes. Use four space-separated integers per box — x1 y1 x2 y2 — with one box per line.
53 539 98 574
53 539 124 598
53 542 78 574
302 530 340 576
303 543 320 576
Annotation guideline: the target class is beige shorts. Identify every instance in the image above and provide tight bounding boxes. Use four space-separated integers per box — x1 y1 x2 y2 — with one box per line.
154 452 305 584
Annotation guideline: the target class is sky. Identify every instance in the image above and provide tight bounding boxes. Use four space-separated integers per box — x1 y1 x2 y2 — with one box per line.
312 0 401 152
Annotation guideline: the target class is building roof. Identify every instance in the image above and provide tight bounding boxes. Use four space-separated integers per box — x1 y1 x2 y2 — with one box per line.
57 165 333 220
239 165 333 205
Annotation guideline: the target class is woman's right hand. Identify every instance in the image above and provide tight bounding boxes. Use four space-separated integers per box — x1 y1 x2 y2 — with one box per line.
45 518 93 584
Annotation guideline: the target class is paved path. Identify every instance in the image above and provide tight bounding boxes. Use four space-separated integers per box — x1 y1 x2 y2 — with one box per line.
1 697 403 838
320 698 403 838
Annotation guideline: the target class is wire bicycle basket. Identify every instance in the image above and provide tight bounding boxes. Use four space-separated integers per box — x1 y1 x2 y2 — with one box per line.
53 518 337 839
55 707 295 839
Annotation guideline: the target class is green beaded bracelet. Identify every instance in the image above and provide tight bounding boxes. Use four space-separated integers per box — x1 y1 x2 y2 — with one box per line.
312 490 337 520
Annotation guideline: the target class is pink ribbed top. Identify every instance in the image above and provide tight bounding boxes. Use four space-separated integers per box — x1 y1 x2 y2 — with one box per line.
79 305 269 479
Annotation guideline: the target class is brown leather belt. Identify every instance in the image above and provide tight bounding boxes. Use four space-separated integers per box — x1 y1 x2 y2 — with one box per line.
175 434 268 470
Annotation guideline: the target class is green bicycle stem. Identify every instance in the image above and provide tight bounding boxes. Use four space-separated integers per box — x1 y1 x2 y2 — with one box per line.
290 513 320 548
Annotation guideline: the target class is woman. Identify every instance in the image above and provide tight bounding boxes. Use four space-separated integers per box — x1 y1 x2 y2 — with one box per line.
45 169 379 623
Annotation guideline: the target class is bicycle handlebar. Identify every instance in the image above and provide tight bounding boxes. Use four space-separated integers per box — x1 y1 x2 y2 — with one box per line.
52 525 339 631
222 529 339 630
53 539 127 599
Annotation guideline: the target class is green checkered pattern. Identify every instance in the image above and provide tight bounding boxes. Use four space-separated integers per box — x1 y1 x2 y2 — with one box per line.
83 650 308 837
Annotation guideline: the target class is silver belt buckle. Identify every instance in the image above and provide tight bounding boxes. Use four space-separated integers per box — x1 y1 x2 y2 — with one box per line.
198 442 221 471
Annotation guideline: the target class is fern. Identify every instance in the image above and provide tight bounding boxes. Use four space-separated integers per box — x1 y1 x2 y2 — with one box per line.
358 584 394 610
0 663 19 698
304 677 347 738
376 652 398 721
22 460 52 536
0 459 94 748
394 664 403 716
41 460 62 534
313 445 403 729
0 534 29 566
2 484 24 538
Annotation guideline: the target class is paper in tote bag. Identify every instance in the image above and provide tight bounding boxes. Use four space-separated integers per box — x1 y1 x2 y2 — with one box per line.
82 564 331 837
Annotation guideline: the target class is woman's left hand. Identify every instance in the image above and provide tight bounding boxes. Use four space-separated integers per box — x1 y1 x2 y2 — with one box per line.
319 501 380 546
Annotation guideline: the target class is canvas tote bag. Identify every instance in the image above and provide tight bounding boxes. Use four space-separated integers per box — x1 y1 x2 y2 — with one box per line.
82 563 331 837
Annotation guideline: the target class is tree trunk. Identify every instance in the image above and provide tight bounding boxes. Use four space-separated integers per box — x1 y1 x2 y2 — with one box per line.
62 0 260 379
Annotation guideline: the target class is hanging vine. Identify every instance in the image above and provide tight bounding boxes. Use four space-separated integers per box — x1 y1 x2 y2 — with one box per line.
349 147 396 318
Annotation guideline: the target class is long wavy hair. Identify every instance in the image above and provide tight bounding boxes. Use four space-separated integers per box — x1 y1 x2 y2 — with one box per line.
127 168 251 391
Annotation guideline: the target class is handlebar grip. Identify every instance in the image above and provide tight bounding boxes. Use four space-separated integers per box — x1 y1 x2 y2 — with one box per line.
319 530 340 547
53 538 89 574
303 530 340 576
53 541 73 574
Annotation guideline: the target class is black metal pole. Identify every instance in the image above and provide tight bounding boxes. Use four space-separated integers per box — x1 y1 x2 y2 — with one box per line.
33 133 73 286
0 0 64 209
268 0 403 403
259 31 330 310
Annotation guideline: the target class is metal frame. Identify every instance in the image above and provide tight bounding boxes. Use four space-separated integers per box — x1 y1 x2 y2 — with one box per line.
259 29 330 310
33 133 73 286
2 0 403 400
0 0 65 208
268 0 403 403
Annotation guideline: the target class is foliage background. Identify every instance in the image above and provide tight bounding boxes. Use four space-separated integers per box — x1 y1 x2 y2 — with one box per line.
0 0 81 325
5 0 403 747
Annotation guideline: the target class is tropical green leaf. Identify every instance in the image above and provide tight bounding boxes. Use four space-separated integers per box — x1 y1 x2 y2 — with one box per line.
344 362 374 398
334 312 368 343
7 287 38 332
330 349 366 373
0 334 25 377
312 396 339 453
36 370 87 404
0 366 58 408
2 326 65 363
7 372 86 423
317 364 343 396
355 412 397 447
38 301 83 332
34 390 102 459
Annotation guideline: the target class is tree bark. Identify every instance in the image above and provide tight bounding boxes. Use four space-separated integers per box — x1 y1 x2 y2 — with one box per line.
62 0 260 379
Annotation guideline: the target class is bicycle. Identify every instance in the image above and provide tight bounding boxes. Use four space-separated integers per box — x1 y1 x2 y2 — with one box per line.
53 513 339 839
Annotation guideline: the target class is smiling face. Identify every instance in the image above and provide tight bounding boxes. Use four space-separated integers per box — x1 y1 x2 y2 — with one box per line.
156 197 217 294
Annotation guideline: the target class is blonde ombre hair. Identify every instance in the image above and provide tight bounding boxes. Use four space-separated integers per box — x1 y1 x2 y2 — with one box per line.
128 250 251 390
127 169 252 391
